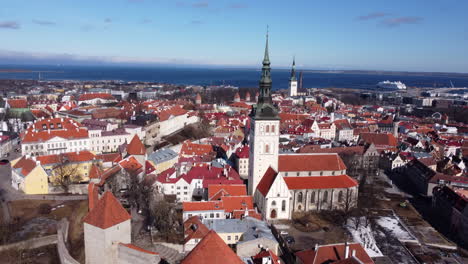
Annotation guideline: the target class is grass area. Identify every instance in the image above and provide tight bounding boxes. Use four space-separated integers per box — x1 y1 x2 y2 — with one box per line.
9 200 61 223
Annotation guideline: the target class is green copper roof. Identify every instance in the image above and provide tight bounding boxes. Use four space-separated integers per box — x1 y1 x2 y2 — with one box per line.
251 28 279 120
290 57 297 82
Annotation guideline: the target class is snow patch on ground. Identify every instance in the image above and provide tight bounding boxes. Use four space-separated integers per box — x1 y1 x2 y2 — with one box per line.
375 216 416 242
346 217 383 257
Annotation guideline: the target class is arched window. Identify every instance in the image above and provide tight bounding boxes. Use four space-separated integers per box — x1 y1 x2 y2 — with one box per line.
311 192 315 203
271 125 275 133
265 144 270 153
271 200 276 207
265 125 270 133
281 200 286 211
323 191 328 202
298 192 303 203
338 191 344 203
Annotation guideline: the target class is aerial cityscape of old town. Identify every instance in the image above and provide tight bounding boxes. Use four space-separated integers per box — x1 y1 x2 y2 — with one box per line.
1 1 468 264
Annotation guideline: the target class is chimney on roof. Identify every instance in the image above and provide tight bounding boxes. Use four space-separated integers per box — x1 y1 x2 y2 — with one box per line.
36 161 41 166
314 244 318 251
352 249 356 257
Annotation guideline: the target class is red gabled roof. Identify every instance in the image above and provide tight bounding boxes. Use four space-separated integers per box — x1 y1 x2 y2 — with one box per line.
279 153 347 172
89 164 103 179
284 175 358 190
220 195 253 214
22 117 88 143
256 167 278 196
184 216 210 243
119 156 143 175
7 98 28 108
12 156 37 176
83 191 131 229
181 230 243 264
126 135 146 155
208 184 247 200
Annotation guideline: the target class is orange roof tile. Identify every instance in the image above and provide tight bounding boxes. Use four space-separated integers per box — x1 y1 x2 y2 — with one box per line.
183 201 223 212
36 150 96 165
22 117 88 143
220 196 253 214
278 154 347 172
208 184 247 200
126 135 146 155
181 230 243 264
296 243 373 264
284 175 358 190
83 191 131 229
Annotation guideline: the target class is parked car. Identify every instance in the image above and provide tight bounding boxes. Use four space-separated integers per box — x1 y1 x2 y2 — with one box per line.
280 231 288 236
0 159 10 165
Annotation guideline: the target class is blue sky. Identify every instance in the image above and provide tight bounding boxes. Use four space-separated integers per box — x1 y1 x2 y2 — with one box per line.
1 0 467 72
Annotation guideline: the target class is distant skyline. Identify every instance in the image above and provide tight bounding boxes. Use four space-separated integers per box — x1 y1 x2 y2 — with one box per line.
1 0 468 73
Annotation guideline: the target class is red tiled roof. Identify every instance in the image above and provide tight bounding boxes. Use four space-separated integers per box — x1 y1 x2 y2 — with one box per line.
278 154 347 172
256 167 278 196
78 93 115 101
284 175 358 190
234 145 249 159
119 156 143 175
157 106 188 121
221 195 253 213
22 117 88 143
12 156 37 176
7 98 28 108
180 140 213 157
183 201 223 212
184 216 210 243
126 135 146 155
83 191 131 229
181 230 243 264
36 151 96 165
252 250 280 264
89 164 102 179
296 243 373 264
208 184 247 200
119 243 158 255
230 101 251 109
360 133 397 147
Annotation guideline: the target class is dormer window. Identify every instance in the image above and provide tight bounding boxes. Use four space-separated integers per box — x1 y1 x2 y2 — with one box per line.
42 124 47 130
57 123 62 129
50 124 54 129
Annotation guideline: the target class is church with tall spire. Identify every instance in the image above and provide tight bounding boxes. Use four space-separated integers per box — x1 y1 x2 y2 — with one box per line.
248 30 280 195
248 31 359 220
288 57 298 97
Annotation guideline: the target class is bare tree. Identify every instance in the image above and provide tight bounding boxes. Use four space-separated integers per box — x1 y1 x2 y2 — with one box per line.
50 156 81 193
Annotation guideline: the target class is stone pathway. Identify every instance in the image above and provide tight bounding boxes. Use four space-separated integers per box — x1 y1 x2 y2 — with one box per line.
151 243 185 264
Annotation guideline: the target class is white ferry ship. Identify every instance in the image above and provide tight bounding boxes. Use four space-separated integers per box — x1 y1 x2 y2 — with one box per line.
377 80 407 90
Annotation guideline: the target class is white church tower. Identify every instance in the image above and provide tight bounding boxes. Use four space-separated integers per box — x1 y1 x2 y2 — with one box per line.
288 57 298 97
248 31 280 195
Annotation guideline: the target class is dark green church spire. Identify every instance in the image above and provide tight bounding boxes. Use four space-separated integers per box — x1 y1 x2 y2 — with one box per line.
250 28 279 120
258 28 272 104
290 56 296 81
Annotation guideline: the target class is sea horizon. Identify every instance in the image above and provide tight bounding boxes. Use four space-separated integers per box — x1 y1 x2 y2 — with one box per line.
1 64 468 90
